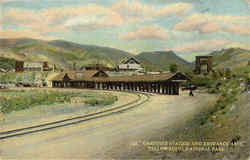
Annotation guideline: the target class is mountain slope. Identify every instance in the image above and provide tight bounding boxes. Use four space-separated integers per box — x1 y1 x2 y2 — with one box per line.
49 40 132 61
0 38 134 69
136 51 192 71
209 48 250 69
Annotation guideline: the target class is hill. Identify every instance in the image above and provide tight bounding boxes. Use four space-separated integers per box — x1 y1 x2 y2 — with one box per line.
136 51 192 71
209 48 250 69
49 40 132 62
0 38 134 69
0 38 194 71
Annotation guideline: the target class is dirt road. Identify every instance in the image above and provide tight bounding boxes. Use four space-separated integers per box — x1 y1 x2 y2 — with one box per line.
0 92 216 159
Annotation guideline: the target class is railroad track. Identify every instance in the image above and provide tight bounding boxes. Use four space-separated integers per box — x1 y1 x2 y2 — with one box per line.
0 91 150 140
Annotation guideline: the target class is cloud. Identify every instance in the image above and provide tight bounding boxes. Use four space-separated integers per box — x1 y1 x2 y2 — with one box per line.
2 0 33 2
64 13 124 31
170 38 231 53
2 4 122 32
174 13 250 35
119 25 171 40
1 0 193 41
225 25 250 35
0 29 56 40
156 3 193 17
2 0 193 33
111 0 192 22
3 8 67 33
110 0 154 22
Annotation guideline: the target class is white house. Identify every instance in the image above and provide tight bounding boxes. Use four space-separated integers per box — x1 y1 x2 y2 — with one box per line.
118 57 144 72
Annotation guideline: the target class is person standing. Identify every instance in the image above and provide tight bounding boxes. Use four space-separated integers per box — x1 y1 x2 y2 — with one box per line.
189 89 194 96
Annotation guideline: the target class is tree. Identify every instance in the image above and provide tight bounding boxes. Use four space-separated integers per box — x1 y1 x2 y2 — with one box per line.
170 64 178 73
212 70 220 80
225 68 232 79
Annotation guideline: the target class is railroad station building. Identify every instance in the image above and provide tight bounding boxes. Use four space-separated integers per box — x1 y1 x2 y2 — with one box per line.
50 70 190 95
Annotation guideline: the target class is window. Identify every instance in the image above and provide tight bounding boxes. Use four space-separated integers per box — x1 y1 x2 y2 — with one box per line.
76 72 83 77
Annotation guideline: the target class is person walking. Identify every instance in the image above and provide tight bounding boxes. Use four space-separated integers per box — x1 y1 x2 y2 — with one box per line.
189 89 194 96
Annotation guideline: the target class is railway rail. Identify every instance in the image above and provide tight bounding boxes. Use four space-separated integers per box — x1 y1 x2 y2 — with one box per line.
0 91 150 140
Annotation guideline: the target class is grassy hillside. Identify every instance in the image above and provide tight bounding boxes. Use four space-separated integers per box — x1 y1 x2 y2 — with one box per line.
210 48 250 69
0 57 16 71
49 40 133 62
136 51 192 71
0 38 134 69
0 38 196 71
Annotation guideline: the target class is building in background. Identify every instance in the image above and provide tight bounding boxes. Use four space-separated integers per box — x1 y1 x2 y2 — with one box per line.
15 61 50 72
83 64 115 71
118 57 144 72
15 61 24 72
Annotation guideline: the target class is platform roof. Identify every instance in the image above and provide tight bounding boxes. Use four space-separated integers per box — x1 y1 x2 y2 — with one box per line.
51 70 190 83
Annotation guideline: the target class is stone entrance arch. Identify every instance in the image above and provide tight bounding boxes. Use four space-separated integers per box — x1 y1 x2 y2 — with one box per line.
195 56 213 74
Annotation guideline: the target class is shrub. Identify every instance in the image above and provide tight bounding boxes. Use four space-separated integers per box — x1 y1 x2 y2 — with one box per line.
170 64 178 73
0 90 118 114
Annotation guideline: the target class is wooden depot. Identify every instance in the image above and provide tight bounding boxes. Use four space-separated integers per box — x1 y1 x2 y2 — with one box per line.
51 70 190 95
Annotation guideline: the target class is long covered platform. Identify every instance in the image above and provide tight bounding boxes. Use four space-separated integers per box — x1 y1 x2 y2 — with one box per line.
51 70 190 95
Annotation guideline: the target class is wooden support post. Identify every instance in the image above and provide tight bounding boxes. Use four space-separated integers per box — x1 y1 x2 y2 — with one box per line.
105 82 109 90
174 83 177 95
157 83 160 93
164 83 167 94
166 83 169 94
139 83 142 91
169 84 173 95
167 84 170 95
165 85 168 94
149 83 152 92
146 82 149 92
119 82 121 90
108 82 111 90
106 82 109 90
118 83 120 90
128 82 131 90
176 83 180 95
153 83 156 93
110 82 113 90
172 83 175 95
162 84 165 94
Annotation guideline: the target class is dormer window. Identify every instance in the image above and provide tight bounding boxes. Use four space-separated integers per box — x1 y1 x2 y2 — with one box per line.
76 72 84 77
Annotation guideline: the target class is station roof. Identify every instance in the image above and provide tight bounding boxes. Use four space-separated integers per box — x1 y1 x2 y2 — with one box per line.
51 70 190 82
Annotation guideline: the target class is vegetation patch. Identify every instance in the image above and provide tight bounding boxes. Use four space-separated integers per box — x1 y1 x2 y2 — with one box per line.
154 65 250 160
0 89 118 114
0 57 16 71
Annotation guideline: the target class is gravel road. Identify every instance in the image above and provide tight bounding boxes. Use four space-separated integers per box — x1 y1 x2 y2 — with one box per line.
0 91 216 159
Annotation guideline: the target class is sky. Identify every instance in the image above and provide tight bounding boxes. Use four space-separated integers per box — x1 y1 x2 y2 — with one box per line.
1 0 250 61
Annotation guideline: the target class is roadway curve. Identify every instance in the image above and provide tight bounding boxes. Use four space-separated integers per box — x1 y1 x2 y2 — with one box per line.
0 91 215 159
